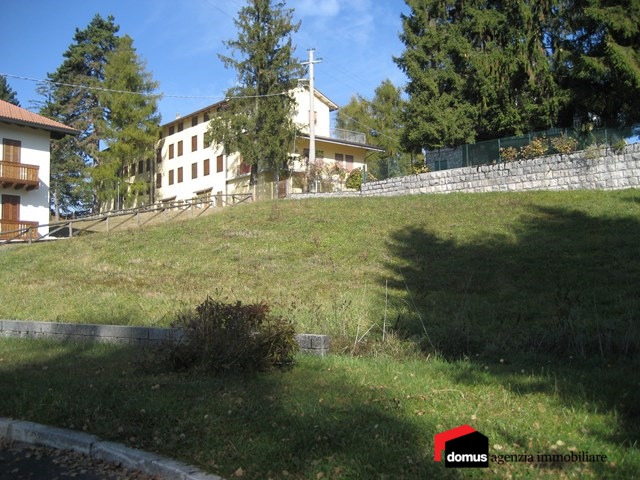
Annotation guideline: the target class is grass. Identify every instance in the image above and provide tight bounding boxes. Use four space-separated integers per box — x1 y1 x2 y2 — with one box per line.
0 190 639 359
0 190 639 477
0 337 638 479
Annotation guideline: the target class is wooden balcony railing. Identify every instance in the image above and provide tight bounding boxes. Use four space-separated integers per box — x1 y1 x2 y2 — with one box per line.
0 161 40 190
0 220 39 241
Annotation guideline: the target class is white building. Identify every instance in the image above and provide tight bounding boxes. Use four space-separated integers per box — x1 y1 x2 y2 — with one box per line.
125 87 383 206
0 100 77 241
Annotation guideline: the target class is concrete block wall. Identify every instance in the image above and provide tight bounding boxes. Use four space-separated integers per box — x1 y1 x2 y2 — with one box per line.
0 320 330 356
289 144 640 199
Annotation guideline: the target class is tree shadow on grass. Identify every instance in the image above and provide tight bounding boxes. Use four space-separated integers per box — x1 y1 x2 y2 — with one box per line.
0 338 465 479
381 199 640 475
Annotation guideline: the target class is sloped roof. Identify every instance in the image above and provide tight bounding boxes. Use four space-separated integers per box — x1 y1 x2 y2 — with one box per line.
0 99 78 139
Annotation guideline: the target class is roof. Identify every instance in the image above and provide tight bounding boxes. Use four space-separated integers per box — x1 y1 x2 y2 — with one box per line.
0 100 79 139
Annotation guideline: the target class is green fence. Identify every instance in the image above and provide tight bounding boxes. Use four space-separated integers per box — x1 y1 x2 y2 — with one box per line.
425 124 640 171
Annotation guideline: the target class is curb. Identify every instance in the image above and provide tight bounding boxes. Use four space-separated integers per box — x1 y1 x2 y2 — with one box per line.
0 417 223 480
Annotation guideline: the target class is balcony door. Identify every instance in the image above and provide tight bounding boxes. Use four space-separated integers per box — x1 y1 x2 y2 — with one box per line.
1 194 20 222
3 139 21 163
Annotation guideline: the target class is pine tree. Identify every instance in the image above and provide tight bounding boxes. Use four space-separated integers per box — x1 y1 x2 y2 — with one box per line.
0 76 20 106
38 14 120 216
96 35 161 209
207 0 304 196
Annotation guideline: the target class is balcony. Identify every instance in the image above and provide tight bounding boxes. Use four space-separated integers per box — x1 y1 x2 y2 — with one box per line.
0 161 40 190
0 220 39 241
330 128 367 145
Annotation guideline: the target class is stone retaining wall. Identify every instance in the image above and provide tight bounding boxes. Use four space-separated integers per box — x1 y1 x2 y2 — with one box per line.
0 320 330 356
290 144 640 199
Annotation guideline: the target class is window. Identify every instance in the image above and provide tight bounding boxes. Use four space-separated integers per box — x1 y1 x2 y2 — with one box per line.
192 162 197 179
168 170 174 185
156 173 162 188
138 160 144 174
177 167 183 183
346 155 354 164
191 135 197 152
168 126 175 136
203 159 210 176
203 111 210 121
177 141 183 156
335 153 344 166
168 144 174 159
3 139 21 163
216 155 223 173
178 122 183 132
146 159 151 172
156 148 162 163
191 116 198 127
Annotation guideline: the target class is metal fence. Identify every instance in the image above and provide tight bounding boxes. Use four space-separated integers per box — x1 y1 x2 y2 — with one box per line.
423 124 640 172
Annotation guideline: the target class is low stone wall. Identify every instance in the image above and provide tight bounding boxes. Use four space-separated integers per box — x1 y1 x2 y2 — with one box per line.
0 320 330 356
362 144 640 196
290 144 640 199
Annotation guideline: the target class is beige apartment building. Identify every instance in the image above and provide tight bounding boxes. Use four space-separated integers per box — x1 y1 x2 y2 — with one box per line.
125 87 383 207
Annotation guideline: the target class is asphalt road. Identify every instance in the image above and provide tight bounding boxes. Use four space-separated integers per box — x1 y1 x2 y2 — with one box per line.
0 440 159 480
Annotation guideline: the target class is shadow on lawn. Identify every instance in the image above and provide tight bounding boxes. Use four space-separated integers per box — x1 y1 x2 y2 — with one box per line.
0 338 464 480
382 197 640 473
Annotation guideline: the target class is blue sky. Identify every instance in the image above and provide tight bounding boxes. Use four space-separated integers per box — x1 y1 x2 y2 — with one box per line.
1 0 409 126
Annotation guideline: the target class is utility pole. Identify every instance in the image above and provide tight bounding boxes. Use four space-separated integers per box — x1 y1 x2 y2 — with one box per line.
303 49 321 175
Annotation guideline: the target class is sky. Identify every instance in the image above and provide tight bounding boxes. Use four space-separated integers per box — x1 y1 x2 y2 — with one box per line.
1 0 410 127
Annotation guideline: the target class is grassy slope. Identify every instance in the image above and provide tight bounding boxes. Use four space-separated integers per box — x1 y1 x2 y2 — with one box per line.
1 189 639 357
1 190 639 478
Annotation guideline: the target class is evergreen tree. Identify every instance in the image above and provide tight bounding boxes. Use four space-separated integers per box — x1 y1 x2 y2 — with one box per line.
38 14 119 216
0 76 20 106
96 35 161 209
207 0 304 195
395 0 562 150
336 80 417 178
557 0 640 126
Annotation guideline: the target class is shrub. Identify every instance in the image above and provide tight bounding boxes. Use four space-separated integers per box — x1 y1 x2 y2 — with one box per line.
412 163 430 174
499 146 519 162
519 137 549 159
550 134 578 155
346 168 363 190
164 297 298 373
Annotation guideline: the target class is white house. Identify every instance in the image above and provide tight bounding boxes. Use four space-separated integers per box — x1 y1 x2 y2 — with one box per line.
0 100 78 241
124 87 383 206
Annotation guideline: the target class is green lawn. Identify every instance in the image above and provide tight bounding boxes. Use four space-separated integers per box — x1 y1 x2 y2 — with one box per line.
0 190 639 478
0 337 638 479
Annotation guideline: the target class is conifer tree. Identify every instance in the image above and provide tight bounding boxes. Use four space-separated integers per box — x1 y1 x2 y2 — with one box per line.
96 35 161 209
38 14 119 216
0 76 20 106
207 0 304 196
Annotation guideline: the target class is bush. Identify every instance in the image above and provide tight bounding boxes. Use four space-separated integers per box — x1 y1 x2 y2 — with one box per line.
519 137 549 159
346 168 363 190
164 297 298 373
499 146 519 162
550 134 578 155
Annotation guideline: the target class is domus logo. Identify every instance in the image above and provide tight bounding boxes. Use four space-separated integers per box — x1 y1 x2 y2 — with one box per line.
434 425 489 468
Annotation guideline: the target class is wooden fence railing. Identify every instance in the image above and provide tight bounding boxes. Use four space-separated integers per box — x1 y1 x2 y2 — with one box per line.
0 193 253 245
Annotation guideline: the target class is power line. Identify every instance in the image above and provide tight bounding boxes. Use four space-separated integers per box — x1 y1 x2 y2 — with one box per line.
0 73 287 101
